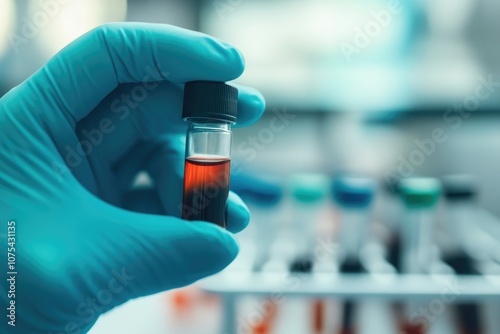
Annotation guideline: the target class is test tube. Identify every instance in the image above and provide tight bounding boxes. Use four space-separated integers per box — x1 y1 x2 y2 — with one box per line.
442 175 483 334
289 174 329 334
333 175 376 334
399 177 441 334
288 173 329 272
382 178 403 272
230 172 284 270
441 175 478 263
181 81 237 228
229 173 284 334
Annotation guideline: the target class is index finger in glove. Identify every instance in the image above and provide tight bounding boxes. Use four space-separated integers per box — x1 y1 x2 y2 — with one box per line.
5 22 245 126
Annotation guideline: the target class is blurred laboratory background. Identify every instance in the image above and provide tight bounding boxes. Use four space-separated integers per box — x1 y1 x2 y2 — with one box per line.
2 0 500 333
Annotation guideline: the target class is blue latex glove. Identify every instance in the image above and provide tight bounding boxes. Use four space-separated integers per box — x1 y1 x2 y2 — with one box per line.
0 23 265 334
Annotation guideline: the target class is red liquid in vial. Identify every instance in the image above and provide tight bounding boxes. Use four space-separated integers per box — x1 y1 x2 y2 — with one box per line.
182 156 230 228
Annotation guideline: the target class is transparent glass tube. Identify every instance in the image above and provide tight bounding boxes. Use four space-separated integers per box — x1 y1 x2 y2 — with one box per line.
339 209 370 266
400 208 434 274
181 120 232 228
400 208 434 334
337 209 369 334
443 200 483 334
445 200 476 254
293 200 322 258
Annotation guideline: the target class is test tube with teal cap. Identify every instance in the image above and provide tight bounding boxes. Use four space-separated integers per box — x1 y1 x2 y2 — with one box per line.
288 173 329 273
398 177 441 334
287 173 329 334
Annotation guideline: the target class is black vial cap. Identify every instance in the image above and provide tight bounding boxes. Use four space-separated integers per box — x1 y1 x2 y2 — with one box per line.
442 175 477 200
290 257 313 273
182 81 238 123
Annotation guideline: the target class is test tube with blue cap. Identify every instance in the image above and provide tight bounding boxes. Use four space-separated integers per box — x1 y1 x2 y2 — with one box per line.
229 173 284 334
398 177 441 334
333 175 376 334
230 172 284 271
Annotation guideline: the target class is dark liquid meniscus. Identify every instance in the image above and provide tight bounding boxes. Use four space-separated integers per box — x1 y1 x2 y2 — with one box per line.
182 156 230 228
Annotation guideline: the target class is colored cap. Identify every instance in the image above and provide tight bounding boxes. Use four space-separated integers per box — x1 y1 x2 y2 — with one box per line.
230 173 283 207
399 177 441 208
289 257 313 273
289 174 329 203
442 174 477 200
182 81 238 123
332 176 376 209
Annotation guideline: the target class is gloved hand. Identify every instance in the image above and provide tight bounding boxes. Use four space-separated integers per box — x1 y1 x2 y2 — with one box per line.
0 22 265 334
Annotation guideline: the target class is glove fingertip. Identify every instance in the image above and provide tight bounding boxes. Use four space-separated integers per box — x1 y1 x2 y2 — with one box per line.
234 85 267 128
226 191 251 233
182 221 239 280
218 40 245 79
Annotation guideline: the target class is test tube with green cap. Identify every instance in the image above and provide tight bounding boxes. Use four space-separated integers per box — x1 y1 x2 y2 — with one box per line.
399 177 441 274
399 177 441 334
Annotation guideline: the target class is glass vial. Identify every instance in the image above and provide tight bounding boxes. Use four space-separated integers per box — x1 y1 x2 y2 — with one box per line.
181 81 238 228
